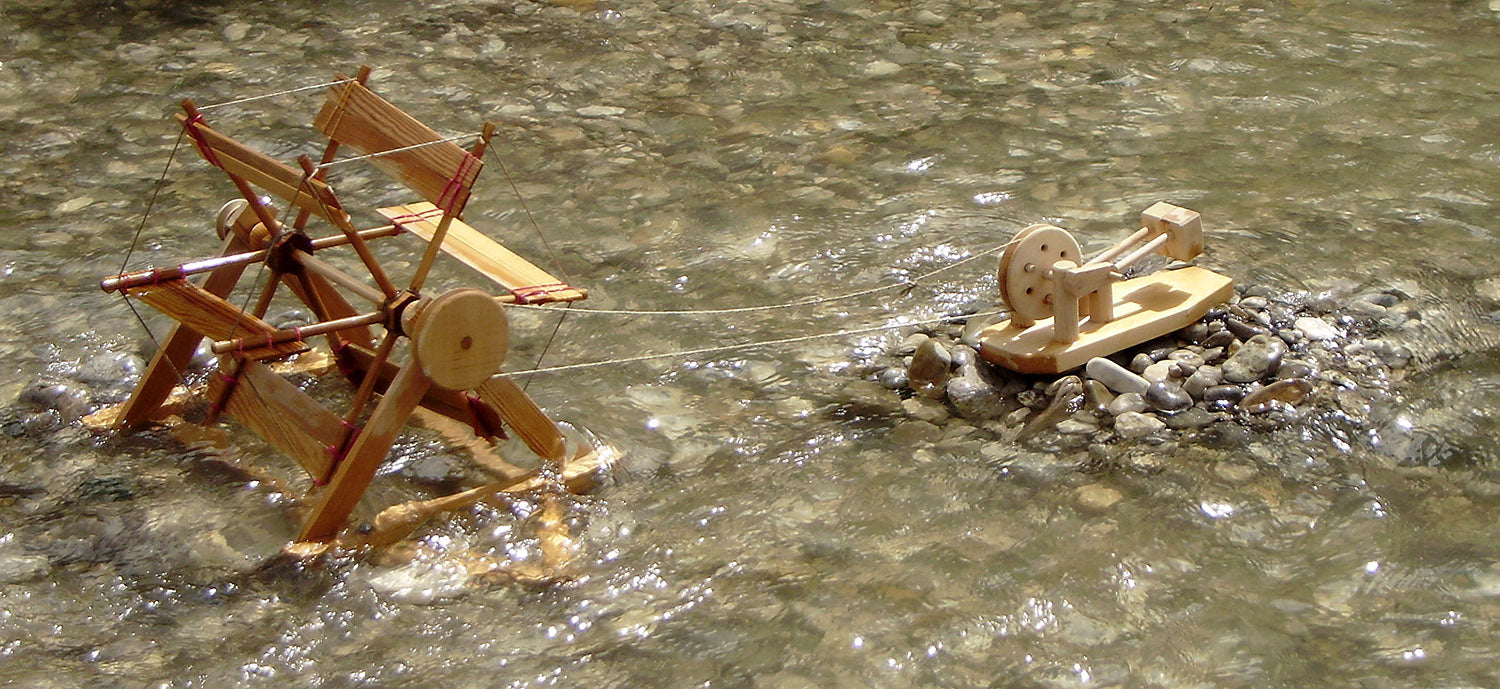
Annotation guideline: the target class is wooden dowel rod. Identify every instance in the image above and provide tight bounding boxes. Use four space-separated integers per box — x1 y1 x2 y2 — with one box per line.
1089 227 1150 266
211 311 383 354
1114 233 1171 271
100 224 403 294
297 156 400 300
294 251 386 306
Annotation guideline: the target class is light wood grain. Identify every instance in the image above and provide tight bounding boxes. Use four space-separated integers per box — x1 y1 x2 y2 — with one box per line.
378 202 586 304
208 360 341 479
125 279 307 359
476 376 567 461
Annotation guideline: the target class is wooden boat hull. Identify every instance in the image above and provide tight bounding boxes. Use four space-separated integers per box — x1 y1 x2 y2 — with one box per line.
978 266 1234 374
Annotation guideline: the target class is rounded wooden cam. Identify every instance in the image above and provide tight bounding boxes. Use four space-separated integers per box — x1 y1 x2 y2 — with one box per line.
998 223 1082 324
408 288 509 391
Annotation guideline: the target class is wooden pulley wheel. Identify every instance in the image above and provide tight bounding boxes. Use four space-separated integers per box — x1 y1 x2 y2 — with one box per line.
998 223 1083 322
409 288 509 391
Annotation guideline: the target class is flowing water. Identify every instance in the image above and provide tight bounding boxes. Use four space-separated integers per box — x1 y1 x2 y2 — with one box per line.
3 1 1500 687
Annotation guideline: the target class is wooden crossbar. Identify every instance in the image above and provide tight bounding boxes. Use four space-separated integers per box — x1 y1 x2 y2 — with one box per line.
125 279 308 359
314 79 483 214
177 114 347 225
378 202 586 304
207 361 340 479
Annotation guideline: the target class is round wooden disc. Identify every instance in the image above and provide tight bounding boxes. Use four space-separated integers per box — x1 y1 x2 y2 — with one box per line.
998 224 1082 322
411 288 509 391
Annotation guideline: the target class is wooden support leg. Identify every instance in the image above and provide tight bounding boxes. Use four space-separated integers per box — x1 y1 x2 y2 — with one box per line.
299 362 431 542
116 234 251 429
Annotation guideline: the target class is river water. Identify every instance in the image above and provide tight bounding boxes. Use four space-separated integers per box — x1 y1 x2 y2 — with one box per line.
3 0 1500 687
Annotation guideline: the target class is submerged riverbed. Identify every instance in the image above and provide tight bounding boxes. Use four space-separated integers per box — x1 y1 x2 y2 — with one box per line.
4 1 1500 687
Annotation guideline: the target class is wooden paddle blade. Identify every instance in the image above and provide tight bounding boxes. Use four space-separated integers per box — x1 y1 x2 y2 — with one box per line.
299 362 432 542
475 376 567 461
125 279 307 359
207 361 341 479
337 343 506 441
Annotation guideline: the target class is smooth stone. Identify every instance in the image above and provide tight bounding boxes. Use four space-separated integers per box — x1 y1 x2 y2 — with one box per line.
1213 462 1258 483
1239 378 1313 413
1130 352 1154 373
907 338 952 391
1055 419 1096 436
1203 385 1245 403
1114 411 1166 439
947 373 1005 419
18 383 91 423
577 105 626 118
75 351 143 386
1144 381 1191 412
1200 347 1225 363
1076 483 1123 512
1180 322 1209 343
1168 350 1205 368
1183 366 1223 400
896 333 930 356
1275 359 1316 380
902 396 950 424
1142 361 1175 384
1108 392 1147 416
949 345 976 369
1086 357 1148 394
1163 407 1215 430
1225 318 1268 340
1222 334 1286 383
1203 330 1236 348
1239 296 1269 310
877 368 907 390
1346 300 1386 318
1170 361 1196 378
1083 380 1115 414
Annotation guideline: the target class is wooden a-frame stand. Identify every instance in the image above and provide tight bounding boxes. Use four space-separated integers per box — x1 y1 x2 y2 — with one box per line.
101 66 599 544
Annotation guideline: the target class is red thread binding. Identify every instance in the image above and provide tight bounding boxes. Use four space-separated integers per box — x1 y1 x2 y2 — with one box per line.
436 153 479 214
182 114 222 168
512 283 573 305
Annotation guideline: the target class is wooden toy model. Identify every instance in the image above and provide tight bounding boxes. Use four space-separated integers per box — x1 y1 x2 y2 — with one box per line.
99 66 603 544
978 202 1234 374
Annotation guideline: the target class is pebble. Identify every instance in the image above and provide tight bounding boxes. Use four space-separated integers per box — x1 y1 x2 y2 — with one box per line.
1145 381 1192 412
1083 380 1115 414
1239 378 1313 413
1225 318 1268 340
1202 330 1236 348
947 373 1004 419
901 397 950 424
1295 316 1339 341
906 338 951 393
1115 411 1166 439
1087 357 1149 394
18 383 91 423
1203 385 1245 404
1163 407 1216 430
1075 483 1124 512
1131 352 1154 373
1222 334 1287 383
1108 392 1147 416
877 368 907 390
577 105 626 118
1183 366 1222 400
1142 361 1176 384
1046 375 1082 399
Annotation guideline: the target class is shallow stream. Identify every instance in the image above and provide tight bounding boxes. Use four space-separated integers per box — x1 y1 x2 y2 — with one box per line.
4 1 1500 687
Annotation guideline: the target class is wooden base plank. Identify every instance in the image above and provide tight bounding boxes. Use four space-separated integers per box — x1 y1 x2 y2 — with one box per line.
378 202 586 304
978 266 1235 375
208 361 341 479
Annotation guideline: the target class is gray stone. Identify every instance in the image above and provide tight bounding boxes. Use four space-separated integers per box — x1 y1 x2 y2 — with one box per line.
1144 381 1191 412
896 333 930 356
1275 359 1316 380
1055 419 1096 436
1142 361 1175 384
1222 334 1286 383
946 373 1004 419
902 396 950 424
18 383 91 423
906 338 951 393
1130 352 1154 373
1179 322 1209 343
1239 296 1269 310
1203 329 1236 348
1239 378 1313 413
949 345 976 369
1108 392 1147 416
1114 411 1166 439
1163 407 1215 430
1183 366 1222 400
1225 318 1267 340
877 368 908 390
1203 385 1245 404
1086 357 1148 394
1083 379 1115 414
1168 349 1205 368
1046 375 1083 399
577 105 627 118
1295 316 1339 341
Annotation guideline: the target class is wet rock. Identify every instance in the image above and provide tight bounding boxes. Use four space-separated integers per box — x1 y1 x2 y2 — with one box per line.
1295 316 1339 341
76 351 143 386
1108 392 1147 416
0 547 48 584
1213 462 1258 483
877 368 907 390
1087 357 1148 394
1225 318 1267 340
1055 419 1096 436
895 333 929 356
1142 361 1175 384
1083 380 1115 414
1144 381 1191 412
1203 384 1245 404
1130 352 1154 373
1168 350 1205 369
1202 329 1236 348
1046 375 1082 399
1183 366 1222 400
1114 411 1165 439
577 105 626 118
906 338 951 394
18 383 91 423
270 309 312 330
947 372 1004 419
1076 483 1123 512
902 396 950 424
1180 322 1209 343
1222 334 1286 383
949 345 976 369
1275 359 1316 380
1163 407 1215 430
1239 378 1313 413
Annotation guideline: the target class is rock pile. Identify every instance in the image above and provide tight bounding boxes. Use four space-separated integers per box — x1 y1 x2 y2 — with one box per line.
872 280 1415 449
